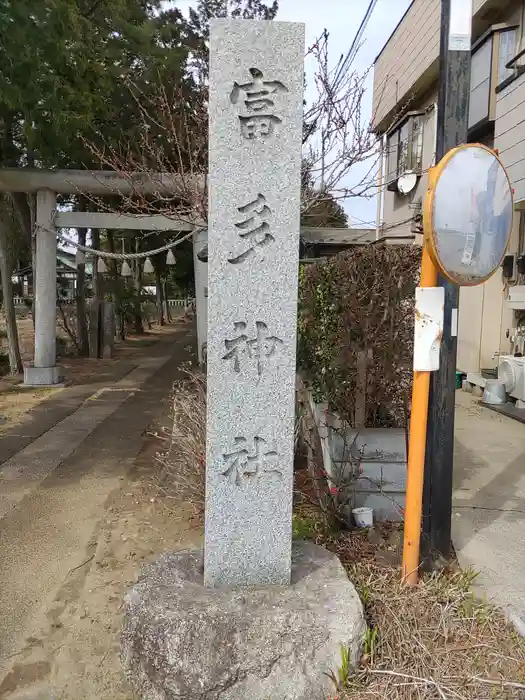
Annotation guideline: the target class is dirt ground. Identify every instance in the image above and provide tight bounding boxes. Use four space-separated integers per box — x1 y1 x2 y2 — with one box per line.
0 316 189 434
0 431 202 700
0 387 62 434
2 352 523 699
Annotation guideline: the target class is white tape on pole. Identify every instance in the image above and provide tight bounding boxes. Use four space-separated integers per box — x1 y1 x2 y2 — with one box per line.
414 287 446 372
449 0 472 51
451 308 458 337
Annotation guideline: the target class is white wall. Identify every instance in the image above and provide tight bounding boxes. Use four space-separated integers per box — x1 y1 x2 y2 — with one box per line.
496 70 525 206
457 211 522 373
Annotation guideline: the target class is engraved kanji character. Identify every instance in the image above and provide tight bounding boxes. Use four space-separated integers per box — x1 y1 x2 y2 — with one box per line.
228 194 274 264
230 68 288 111
230 68 288 139
247 321 283 377
222 321 283 377
221 436 281 486
222 321 249 373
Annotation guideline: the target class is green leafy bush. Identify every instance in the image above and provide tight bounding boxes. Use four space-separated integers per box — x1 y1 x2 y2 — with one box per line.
298 245 421 428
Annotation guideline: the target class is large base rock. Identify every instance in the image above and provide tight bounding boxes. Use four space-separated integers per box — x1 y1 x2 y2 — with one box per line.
122 541 365 700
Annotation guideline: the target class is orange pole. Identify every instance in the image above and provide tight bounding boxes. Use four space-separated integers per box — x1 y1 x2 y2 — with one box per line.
402 244 438 585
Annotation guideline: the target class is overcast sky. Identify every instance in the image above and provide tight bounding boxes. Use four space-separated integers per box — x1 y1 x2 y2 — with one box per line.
169 0 412 226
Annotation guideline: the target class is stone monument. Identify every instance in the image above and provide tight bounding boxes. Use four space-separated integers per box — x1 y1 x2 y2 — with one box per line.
121 20 365 700
204 17 304 588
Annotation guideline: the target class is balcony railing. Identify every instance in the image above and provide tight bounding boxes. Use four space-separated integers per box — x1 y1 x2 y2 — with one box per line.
505 46 525 73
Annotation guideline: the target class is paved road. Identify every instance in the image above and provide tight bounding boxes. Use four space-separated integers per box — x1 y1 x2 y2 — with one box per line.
453 390 525 634
0 325 194 673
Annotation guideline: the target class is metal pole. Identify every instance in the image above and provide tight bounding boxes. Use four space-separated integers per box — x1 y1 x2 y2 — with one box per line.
423 0 472 560
402 244 438 584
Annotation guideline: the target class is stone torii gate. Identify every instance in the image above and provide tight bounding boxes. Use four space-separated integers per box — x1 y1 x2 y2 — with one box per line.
0 169 203 385
0 168 373 383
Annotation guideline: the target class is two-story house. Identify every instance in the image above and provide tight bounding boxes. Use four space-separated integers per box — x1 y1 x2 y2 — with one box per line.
373 0 525 377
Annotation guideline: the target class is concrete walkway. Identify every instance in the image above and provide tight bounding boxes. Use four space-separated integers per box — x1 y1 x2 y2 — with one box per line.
453 390 525 633
0 324 194 673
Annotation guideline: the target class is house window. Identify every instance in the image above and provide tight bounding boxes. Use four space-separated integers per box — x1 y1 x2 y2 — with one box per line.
396 120 410 176
469 36 493 129
468 25 521 134
411 116 423 169
386 133 398 182
386 114 424 184
498 28 517 85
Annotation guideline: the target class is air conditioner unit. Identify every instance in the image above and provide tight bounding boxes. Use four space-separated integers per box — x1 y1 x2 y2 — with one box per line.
498 355 525 401
507 285 525 310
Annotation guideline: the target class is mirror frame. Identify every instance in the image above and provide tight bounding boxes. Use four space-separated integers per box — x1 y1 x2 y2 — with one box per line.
423 143 514 286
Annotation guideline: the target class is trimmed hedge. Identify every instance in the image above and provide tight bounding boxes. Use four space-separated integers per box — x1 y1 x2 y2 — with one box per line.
298 244 421 428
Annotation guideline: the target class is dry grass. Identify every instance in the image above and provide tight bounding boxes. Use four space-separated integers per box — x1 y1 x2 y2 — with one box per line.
145 378 525 700
151 368 206 519
300 516 525 700
345 566 525 699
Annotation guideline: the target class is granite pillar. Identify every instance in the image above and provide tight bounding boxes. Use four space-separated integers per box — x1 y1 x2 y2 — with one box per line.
205 19 305 587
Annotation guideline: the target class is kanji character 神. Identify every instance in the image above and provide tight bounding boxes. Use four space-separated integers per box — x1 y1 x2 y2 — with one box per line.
222 321 283 376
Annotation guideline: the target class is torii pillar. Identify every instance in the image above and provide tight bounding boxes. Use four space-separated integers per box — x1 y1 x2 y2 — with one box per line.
24 189 62 385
